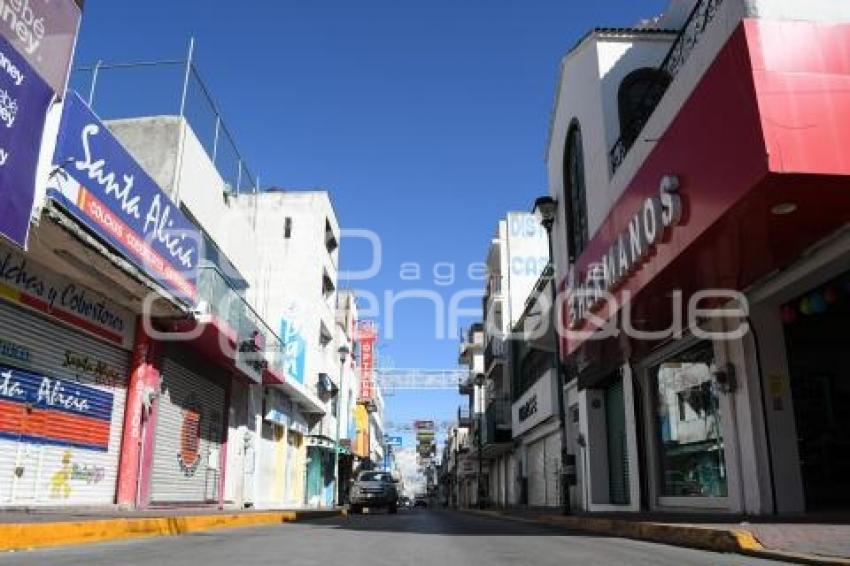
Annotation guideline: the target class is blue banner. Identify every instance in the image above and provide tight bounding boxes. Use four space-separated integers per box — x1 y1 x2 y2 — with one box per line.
50 92 203 305
0 34 53 248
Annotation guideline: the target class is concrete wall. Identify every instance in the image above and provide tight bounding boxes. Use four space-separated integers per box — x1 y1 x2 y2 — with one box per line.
233 191 340 402
106 117 261 284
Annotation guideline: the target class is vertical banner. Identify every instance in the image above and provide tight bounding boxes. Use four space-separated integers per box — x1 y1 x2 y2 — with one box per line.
0 34 52 247
357 321 376 403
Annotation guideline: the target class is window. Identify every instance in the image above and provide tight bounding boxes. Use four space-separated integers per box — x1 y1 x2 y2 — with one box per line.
563 121 588 261
284 217 292 239
651 341 727 498
618 68 671 150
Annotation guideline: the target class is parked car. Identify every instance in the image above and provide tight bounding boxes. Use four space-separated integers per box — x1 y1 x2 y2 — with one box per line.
349 471 399 513
398 496 412 510
413 496 428 509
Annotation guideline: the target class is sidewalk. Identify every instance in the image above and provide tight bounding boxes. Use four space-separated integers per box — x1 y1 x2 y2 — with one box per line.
460 507 850 565
0 506 343 552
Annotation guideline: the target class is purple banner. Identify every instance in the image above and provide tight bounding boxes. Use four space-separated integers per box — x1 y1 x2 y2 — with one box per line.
0 33 52 248
0 0 82 95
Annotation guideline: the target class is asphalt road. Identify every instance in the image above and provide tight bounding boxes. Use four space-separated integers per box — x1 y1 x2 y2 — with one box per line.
2 509 787 566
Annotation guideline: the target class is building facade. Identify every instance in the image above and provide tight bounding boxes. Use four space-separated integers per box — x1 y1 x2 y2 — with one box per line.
547 0 850 515
0 29 364 508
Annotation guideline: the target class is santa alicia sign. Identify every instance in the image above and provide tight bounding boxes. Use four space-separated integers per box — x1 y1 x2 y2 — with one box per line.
569 176 683 328
50 92 203 306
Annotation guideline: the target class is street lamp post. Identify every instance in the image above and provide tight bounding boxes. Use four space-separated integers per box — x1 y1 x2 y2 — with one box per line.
474 372 485 509
533 196 571 515
334 344 350 508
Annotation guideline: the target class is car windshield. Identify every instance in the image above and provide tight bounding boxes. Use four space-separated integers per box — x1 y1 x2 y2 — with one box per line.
359 472 392 483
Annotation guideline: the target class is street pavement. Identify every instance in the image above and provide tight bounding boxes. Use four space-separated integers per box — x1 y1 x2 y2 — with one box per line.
2 508 788 566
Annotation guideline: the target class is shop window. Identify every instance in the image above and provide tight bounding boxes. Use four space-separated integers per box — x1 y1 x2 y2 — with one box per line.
651 341 727 498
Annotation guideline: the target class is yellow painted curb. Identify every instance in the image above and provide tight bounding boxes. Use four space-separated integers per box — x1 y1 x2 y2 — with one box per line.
466 510 850 565
0 510 341 552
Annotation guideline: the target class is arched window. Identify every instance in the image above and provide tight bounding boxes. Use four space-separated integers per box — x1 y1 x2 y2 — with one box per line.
563 121 588 261
618 68 671 148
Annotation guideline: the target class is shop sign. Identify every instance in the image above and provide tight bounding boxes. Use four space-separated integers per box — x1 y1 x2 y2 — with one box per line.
517 394 538 423
0 0 82 95
383 435 402 447
49 92 203 306
264 408 287 427
306 436 335 449
62 350 124 386
512 369 556 438
357 321 376 402
0 34 52 248
0 363 114 451
0 337 29 365
569 176 683 328
0 240 134 348
264 387 292 427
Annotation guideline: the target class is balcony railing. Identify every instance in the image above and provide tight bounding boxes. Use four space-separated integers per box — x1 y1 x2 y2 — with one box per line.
197 264 298 383
609 0 725 173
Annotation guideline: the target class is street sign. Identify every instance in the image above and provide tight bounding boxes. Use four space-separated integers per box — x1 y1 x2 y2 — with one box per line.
384 435 402 447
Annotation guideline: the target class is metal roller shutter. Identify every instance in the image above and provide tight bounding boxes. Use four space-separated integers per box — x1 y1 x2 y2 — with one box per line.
528 440 545 506
0 300 129 505
545 433 561 507
605 380 630 505
151 356 225 503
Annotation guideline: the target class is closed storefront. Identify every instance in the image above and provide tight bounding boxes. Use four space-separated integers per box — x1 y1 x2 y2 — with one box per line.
544 432 561 507
258 419 286 506
223 381 258 508
150 349 227 504
605 380 630 505
527 439 546 506
0 295 132 506
513 367 561 507
285 428 306 505
256 387 303 508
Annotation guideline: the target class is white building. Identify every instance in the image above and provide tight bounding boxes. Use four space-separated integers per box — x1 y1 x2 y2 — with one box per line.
103 117 334 509
234 190 343 508
480 213 550 507
547 0 850 516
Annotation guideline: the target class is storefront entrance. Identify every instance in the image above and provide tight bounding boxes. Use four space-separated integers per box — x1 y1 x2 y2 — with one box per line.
783 272 850 511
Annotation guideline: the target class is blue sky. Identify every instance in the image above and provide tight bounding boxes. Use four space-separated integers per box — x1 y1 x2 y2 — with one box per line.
72 0 669 449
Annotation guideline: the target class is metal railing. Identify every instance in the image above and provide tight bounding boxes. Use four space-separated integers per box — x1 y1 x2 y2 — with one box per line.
196 264 290 379
72 39 261 196
609 0 725 173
